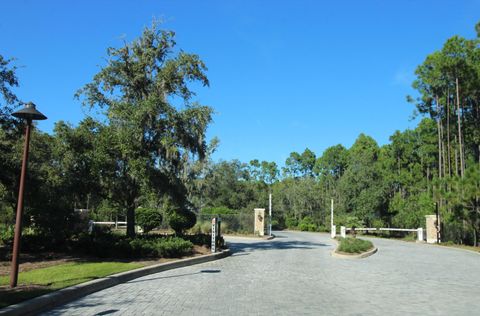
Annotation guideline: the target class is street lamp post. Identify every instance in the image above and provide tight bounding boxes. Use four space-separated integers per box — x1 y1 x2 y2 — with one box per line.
10 102 47 288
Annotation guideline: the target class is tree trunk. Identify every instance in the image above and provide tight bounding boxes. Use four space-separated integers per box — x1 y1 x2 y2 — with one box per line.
436 96 442 179
454 135 459 177
473 226 478 248
447 91 451 177
440 115 446 178
126 206 136 238
442 139 447 179
477 101 480 166
426 166 430 193
456 78 464 178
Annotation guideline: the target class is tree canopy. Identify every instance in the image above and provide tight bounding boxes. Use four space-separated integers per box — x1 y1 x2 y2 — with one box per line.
75 23 213 237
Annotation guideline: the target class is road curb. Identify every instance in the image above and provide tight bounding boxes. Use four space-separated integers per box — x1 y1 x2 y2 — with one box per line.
223 234 275 240
0 249 231 316
331 247 378 259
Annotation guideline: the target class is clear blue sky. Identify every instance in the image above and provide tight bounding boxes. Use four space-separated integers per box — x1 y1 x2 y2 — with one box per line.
2 0 479 167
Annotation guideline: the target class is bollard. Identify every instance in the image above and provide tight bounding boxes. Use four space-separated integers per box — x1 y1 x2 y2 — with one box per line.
341 226 346 238
417 228 424 242
331 225 336 238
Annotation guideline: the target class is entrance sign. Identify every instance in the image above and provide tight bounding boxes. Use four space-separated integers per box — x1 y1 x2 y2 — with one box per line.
211 217 217 253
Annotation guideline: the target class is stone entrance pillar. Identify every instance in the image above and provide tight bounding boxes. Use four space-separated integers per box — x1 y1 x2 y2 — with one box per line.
254 208 265 236
425 215 439 244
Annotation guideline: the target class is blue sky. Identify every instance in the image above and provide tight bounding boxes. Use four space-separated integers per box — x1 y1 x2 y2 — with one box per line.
1 0 479 167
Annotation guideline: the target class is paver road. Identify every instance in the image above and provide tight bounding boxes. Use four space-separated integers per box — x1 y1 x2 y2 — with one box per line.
44 231 480 315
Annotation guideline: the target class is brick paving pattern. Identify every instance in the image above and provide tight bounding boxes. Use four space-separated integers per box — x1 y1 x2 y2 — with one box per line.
43 231 480 315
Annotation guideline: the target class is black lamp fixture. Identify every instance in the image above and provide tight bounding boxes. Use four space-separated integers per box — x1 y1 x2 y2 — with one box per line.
10 102 47 288
12 102 47 121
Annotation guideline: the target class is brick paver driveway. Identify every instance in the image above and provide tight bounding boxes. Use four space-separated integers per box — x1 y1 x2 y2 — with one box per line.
44 231 480 315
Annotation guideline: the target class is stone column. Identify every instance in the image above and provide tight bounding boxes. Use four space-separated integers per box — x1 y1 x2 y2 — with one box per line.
331 225 336 238
425 215 438 244
254 208 265 236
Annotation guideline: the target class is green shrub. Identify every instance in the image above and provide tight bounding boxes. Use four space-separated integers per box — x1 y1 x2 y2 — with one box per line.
72 232 193 258
0 226 14 246
154 237 193 257
285 216 298 229
371 218 385 229
168 209 197 235
299 216 317 232
337 237 373 254
129 238 156 257
136 207 162 234
1 228 69 252
317 225 328 232
183 233 224 249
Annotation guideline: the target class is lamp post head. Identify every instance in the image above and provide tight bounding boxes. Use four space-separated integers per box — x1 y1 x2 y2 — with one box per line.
12 102 47 121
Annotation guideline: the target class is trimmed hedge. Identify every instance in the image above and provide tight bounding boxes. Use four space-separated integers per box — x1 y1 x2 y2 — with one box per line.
74 233 194 258
135 207 163 234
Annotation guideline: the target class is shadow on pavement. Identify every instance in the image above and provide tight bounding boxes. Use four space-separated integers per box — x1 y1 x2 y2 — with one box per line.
228 238 331 254
126 269 222 284
94 309 119 315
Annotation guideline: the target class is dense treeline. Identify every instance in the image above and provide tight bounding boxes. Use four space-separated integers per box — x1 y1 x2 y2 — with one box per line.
193 23 480 246
0 23 479 247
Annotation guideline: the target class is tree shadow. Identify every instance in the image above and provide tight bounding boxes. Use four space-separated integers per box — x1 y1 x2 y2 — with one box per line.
227 236 331 254
94 309 119 315
0 286 53 309
126 269 221 284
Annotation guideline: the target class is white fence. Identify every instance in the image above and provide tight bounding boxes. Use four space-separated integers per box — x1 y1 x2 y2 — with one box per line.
336 226 424 241
88 220 127 232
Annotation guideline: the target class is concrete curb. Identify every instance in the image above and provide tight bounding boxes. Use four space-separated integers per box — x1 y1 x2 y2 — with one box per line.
223 234 275 240
331 247 378 259
0 249 231 316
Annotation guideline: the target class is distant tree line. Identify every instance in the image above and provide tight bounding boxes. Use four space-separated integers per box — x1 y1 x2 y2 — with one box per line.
192 23 480 246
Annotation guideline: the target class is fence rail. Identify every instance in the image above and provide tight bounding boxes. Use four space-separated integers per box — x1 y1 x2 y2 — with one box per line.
339 226 424 241
92 221 127 225
344 227 418 232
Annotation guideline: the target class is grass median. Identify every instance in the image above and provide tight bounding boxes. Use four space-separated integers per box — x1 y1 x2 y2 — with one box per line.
337 237 374 254
0 261 144 308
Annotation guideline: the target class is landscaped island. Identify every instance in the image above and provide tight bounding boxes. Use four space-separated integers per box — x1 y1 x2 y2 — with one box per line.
336 237 374 255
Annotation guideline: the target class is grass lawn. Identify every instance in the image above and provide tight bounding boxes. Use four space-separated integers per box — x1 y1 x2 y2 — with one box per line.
337 237 374 254
0 261 144 309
